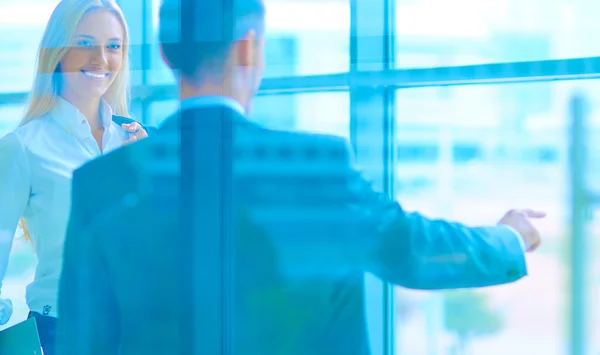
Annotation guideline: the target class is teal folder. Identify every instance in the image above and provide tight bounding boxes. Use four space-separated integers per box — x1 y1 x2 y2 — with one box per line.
0 317 43 354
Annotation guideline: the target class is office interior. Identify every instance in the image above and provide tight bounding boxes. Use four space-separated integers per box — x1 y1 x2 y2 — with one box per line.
0 0 598 354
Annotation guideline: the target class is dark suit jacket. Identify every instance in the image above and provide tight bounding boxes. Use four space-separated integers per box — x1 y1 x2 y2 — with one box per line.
56 103 527 355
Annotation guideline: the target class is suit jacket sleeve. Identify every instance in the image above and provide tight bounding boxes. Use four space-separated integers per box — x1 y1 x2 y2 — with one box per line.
56 166 121 355
112 115 157 136
340 141 528 289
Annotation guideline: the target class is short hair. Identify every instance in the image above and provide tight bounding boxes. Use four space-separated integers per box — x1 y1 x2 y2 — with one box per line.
159 0 266 80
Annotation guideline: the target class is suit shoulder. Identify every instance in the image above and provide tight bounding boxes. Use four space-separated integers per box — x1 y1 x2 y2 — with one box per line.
75 146 123 181
238 126 351 162
259 126 348 146
72 140 154 217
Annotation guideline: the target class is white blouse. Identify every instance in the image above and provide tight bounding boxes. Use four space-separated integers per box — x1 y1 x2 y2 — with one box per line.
0 97 130 319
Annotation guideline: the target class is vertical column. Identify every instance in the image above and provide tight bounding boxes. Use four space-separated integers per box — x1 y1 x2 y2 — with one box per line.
179 1 235 354
569 92 589 355
350 0 395 353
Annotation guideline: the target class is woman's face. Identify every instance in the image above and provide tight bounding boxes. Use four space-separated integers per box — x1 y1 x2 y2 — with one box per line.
59 10 125 102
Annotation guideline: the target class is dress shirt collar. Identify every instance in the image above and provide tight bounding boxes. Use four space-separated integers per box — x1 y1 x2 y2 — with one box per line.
50 96 114 134
179 95 246 116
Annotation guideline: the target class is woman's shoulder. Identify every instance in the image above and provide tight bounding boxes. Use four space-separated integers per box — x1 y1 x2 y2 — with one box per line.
0 129 25 153
0 125 34 162
7 115 52 147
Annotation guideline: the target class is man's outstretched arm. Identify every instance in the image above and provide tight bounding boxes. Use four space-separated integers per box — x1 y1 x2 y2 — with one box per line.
340 144 543 289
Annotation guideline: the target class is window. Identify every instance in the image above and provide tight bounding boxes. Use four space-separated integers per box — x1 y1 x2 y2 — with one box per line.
149 0 172 85
149 0 351 84
394 80 600 354
395 0 600 68
261 0 350 77
148 100 179 127
2 0 599 351
0 104 25 139
251 92 350 136
0 1 58 93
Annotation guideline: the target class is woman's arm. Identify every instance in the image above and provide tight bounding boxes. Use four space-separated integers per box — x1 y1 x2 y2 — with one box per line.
0 132 31 324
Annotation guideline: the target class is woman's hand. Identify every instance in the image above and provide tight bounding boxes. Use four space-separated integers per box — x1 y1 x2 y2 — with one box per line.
0 297 13 325
122 122 149 145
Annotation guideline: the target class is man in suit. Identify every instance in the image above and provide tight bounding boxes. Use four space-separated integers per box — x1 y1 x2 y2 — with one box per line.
56 0 545 354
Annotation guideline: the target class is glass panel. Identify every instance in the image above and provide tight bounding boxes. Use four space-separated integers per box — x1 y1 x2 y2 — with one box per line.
0 104 25 139
148 99 179 127
395 1 600 68
0 1 59 93
129 100 144 126
251 92 350 136
149 0 350 84
393 80 600 354
149 0 172 85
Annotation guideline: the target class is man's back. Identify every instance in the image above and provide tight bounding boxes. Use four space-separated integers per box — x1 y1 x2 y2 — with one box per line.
58 102 531 355
57 104 372 355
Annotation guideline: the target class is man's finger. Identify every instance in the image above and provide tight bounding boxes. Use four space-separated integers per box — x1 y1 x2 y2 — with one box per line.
123 136 138 145
519 208 546 218
521 209 547 218
527 239 541 252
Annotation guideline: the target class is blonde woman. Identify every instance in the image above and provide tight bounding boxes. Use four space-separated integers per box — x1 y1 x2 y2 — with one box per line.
0 1 148 353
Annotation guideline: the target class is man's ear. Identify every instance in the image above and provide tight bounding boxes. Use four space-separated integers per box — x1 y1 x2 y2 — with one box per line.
159 44 172 69
233 30 258 68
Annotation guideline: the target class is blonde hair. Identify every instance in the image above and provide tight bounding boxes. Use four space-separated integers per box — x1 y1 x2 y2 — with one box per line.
19 0 131 243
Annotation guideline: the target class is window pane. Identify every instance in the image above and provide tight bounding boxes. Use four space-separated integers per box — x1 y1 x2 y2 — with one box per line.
148 100 179 127
261 0 350 78
393 80 600 354
149 0 350 84
149 0 173 85
0 104 25 138
0 1 58 93
251 92 349 136
395 1 600 68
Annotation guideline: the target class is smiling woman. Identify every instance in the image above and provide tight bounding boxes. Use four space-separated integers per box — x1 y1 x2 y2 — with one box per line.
0 1 147 355
60 11 125 107
20 0 130 127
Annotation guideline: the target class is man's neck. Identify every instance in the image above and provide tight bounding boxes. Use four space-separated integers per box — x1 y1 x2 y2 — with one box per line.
179 80 247 109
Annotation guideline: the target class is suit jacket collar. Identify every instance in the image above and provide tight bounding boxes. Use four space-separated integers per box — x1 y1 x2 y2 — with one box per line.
158 100 258 134
179 95 246 116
